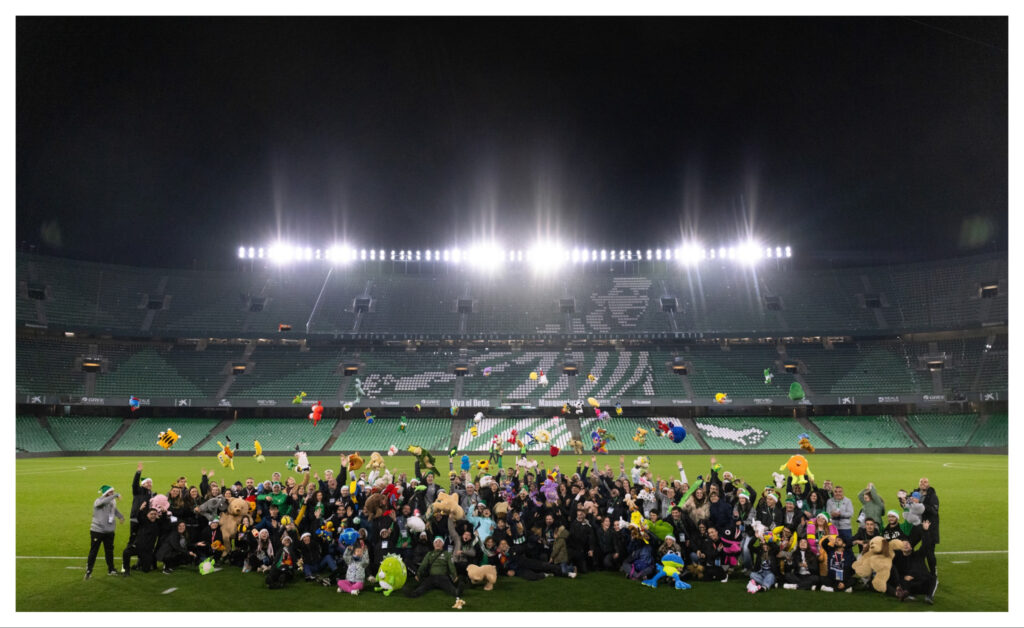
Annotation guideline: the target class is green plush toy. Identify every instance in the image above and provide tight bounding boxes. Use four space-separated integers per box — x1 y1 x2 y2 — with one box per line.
407 445 440 476
374 554 408 596
650 519 675 542
788 382 805 401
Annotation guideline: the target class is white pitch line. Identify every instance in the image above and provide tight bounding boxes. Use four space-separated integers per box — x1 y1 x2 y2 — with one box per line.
935 550 1006 555
16 460 155 475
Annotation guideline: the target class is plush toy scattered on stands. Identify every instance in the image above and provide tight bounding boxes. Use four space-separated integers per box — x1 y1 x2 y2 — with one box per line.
633 427 648 447
529 371 538 381
642 552 691 590
658 422 687 444
343 402 353 413
450 406 459 417
308 401 324 426
615 403 623 416
655 420 671 436
535 428 551 443
157 428 179 449
413 404 422 412
363 408 375 424
587 373 596 382
780 454 813 487
715 392 729 404
387 445 398 456
591 429 610 453
764 368 774 385
587 397 600 408
469 425 478 437
506 429 519 446
483 367 492 377
852 537 905 593
292 391 307 404
129 396 141 412
216 441 235 469
538 371 548 386
797 433 815 453
398 419 407 432
252 440 265 463
788 382 805 401
598 411 611 420
561 404 570 415
568 438 585 455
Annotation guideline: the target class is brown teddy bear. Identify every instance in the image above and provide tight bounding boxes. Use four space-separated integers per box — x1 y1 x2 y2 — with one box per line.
568 438 585 455
430 491 465 520
492 502 508 520
852 536 902 592
466 564 497 591
218 497 249 554
363 492 387 520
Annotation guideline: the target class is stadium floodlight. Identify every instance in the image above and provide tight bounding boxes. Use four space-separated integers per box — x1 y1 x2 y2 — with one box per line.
710 249 716 259
646 249 653 260
775 246 782 258
315 249 321 260
360 249 366 260
443 249 450 261
452 247 462 263
572 248 580 263
369 249 376 260
426 250 432 261
238 246 246 259
258 247 264 259
247 247 255 259
517 250 523 262
304 247 312 260
656 249 663 260
390 250 396 260
416 250 421 260
601 249 607 261
766 247 773 258
785 246 792 258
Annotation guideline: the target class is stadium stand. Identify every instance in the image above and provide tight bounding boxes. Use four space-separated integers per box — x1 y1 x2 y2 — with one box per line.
16 336 86 397
332 418 453 451
199 418 338 452
456 417 573 452
905 414 980 448
92 343 208 398
47 416 123 451
109 417 221 451
16 416 61 453
694 417 829 450
580 416 703 450
785 342 921 396
685 344 791 398
229 346 344 399
967 413 1008 448
354 350 459 399
810 415 916 449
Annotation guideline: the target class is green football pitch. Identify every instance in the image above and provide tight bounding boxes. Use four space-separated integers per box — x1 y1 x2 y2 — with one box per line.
16 453 1007 612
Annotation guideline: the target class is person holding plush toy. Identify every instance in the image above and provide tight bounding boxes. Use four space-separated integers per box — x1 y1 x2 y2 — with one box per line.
336 542 370 594
404 536 465 607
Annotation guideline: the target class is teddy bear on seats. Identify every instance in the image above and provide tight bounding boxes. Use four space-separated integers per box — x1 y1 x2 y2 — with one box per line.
852 536 903 593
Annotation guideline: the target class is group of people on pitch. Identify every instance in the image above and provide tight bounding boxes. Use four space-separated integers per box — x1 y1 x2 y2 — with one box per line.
87 454 940 606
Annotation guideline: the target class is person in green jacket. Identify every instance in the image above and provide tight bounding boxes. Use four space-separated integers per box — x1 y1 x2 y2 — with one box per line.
405 536 465 607
857 483 885 528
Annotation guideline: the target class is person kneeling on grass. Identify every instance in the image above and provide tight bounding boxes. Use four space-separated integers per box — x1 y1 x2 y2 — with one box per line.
405 536 465 609
265 534 296 589
156 521 197 574
299 531 337 582
337 543 370 595
888 521 938 604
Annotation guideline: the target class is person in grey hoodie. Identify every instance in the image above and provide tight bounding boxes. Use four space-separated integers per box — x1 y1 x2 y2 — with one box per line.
86 484 125 579
826 485 855 545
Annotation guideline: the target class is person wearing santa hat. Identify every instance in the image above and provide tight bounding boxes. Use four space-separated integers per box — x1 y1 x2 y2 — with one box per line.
86 484 124 579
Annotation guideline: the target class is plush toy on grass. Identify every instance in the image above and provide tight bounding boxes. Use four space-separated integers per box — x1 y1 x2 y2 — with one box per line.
198 556 216 575
466 564 497 591
157 429 179 449
374 554 408 596
641 553 691 590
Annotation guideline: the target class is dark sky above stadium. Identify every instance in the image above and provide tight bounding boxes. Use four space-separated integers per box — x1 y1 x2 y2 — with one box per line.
17 17 1007 269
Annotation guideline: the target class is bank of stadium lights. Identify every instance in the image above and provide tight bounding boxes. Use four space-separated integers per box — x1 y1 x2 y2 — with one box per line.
243 242 791 265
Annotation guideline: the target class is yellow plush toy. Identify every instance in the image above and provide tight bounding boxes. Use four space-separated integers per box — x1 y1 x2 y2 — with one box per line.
430 491 465 520
157 429 179 449
368 451 386 472
216 441 235 469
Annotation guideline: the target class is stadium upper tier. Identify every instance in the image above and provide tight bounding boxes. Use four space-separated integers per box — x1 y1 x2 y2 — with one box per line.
16 252 1006 338
16 336 1006 404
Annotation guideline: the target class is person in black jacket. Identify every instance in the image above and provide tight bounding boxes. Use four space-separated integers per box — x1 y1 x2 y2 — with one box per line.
782 536 820 590
122 506 168 575
156 521 196 573
567 509 597 574
819 535 855 592
298 531 336 581
890 520 938 603
128 462 153 546
917 477 940 576
595 517 623 570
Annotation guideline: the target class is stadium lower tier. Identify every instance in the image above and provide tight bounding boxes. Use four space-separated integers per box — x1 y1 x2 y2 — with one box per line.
15 413 1004 454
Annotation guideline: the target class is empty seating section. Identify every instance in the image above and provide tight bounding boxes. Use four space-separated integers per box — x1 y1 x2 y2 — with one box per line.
47 416 122 451
967 414 1007 447
16 337 86 396
331 418 452 451
16 416 60 452
360 275 461 335
29 256 110 329
580 417 702 450
786 343 920 395
200 418 337 451
811 415 915 449
649 353 690 399
906 414 980 448
157 269 253 334
305 272 365 334
576 275 657 334
695 417 829 450
758 269 869 332
230 347 344 399
667 267 772 333
976 345 1008 393
462 351 558 399
353 351 458 399
163 345 237 397
685 345 787 398
456 417 572 451
92 344 206 398
110 417 220 451
467 275 561 335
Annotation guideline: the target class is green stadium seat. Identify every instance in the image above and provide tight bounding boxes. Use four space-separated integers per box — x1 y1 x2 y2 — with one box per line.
16 416 61 452
47 416 122 451
580 416 703 451
109 417 221 451
906 414 980 447
332 418 452 452
198 417 338 452
695 416 829 450
811 415 915 449
967 413 1007 447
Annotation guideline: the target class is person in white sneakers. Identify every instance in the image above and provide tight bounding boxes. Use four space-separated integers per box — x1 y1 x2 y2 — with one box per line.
782 536 820 590
86 484 125 579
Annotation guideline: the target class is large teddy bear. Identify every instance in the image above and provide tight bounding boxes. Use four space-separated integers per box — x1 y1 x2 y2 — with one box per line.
466 564 497 591
363 492 387 520
218 497 249 554
568 438 585 455
852 536 904 592
430 490 465 520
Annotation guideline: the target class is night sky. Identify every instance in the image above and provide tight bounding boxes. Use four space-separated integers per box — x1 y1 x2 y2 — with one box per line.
16 17 1007 269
